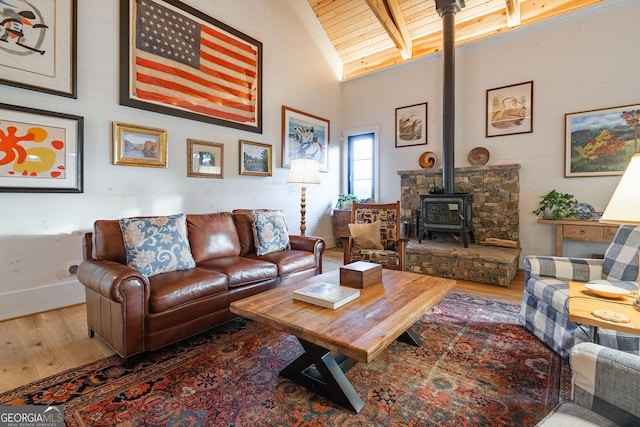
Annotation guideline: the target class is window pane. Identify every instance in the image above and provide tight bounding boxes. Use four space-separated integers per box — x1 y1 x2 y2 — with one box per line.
353 181 372 199
347 132 375 198
353 159 372 179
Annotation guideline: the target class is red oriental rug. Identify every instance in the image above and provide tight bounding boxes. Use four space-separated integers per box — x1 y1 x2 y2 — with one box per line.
0 293 570 426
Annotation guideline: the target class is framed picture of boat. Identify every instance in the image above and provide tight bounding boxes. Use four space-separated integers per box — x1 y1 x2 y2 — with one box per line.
395 103 427 147
486 81 533 137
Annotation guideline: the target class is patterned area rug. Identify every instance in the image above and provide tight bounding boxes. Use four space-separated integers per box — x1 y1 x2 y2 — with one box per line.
1 293 570 426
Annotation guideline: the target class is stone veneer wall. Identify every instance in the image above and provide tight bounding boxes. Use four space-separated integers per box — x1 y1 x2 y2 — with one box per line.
398 164 520 243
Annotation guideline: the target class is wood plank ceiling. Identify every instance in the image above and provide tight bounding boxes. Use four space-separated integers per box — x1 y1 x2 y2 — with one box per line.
307 0 603 80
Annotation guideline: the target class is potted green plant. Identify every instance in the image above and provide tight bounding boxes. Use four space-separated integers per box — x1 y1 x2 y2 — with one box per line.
532 189 578 220
336 194 360 210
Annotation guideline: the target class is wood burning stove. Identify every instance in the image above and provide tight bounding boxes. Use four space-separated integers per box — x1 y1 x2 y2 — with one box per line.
418 193 474 247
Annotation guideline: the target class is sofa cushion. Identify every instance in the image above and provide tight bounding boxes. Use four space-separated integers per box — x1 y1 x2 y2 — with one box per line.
349 220 384 250
187 212 241 262
252 210 290 255
232 209 258 256
244 249 316 275
93 219 126 263
198 256 278 288
119 214 196 277
148 267 228 313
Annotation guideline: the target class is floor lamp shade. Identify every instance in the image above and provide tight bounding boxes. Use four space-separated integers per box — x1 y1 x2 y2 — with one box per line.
600 153 640 225
287 158 321 185
288 158 320 236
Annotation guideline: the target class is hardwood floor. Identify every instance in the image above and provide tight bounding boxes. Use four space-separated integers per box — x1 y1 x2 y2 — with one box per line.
0 247 524 394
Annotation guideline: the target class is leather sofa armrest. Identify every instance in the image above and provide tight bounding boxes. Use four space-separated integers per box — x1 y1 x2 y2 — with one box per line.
289 235 326 273
77 259 150 304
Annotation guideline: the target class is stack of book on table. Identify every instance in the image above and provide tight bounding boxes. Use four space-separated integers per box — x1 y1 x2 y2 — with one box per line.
293 282 360 309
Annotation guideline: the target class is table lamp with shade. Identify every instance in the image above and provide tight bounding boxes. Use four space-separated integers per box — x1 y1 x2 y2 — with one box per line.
288 158 320 236
599 152 640 303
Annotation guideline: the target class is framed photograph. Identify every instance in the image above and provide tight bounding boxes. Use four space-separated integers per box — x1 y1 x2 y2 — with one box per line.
0 0 77 98
486 81 533 137
240 140 271 176
112 122 167 168
0 103 83 193
565 104 640 177
395 103 427 147
119 0 262 133
282 106 329 172
187 139 223 179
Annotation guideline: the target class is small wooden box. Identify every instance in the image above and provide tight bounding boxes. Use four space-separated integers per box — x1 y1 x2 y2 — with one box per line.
340 261 382 289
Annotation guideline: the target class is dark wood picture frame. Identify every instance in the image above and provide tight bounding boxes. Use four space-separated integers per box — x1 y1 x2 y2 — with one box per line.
0 103 83 193
119 0 263 133
486 81 533 137
395 103 427 147
0 0 77 98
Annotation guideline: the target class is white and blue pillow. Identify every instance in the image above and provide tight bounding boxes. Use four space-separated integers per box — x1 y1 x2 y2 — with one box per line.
119 213 196 277
252 210 290 256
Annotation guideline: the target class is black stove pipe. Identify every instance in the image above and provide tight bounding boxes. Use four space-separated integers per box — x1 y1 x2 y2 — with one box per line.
435 0 464 193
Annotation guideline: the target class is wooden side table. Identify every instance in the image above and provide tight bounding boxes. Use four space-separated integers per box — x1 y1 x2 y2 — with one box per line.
568 281 640 341
537 219 619 256
332 209 352 247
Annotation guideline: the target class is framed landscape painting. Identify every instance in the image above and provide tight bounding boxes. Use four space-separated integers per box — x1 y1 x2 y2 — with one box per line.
486 81 533 137
565 104 640 177
0 103 83 193
112 122 167 168
282 106 329 172
119 0 262 133
0 0 77 98
240 140 271 176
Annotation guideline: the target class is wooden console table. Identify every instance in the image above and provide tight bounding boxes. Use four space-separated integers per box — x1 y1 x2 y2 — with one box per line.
537 219 619 256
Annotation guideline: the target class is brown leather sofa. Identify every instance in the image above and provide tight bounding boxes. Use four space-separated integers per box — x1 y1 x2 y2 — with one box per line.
77 210 325 358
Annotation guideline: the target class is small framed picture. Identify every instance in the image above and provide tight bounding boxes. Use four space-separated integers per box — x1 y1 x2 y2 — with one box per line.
0 103 83 193
240 140 272 176
187 139 223 179
565 104 640 177
486 81 533 137
112 122 167 168
395 103 427 147
282 106 329 172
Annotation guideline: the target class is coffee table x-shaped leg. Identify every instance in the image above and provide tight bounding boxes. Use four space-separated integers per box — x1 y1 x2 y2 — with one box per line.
280 329 423 413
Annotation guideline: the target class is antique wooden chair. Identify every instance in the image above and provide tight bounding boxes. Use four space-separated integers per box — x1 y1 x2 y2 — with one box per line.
342 201 406 271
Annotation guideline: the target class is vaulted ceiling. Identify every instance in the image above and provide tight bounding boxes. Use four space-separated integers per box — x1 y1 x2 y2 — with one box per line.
306 0 603 80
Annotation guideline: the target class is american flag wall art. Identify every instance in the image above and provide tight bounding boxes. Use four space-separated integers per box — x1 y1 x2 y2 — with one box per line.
120 0 262 133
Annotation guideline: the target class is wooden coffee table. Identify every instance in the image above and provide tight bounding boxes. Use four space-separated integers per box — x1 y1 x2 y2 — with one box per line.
230 269 455 413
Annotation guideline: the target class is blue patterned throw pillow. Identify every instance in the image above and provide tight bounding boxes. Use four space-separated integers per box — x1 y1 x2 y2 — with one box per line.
252 210 290 256
119 214 196 277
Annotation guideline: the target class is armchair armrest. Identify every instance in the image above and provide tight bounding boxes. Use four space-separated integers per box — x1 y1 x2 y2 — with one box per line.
524 255 603 283
571 342 640 425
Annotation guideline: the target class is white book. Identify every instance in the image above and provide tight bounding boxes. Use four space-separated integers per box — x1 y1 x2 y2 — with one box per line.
293 282 360 309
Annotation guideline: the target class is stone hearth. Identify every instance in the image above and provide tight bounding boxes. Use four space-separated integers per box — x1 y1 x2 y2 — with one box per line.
406 239 521 287
399 164 521 286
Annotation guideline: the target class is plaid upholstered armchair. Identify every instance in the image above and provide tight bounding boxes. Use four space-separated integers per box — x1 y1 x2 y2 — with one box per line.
519 225 640 359
342 201 407 271
536 342 640 426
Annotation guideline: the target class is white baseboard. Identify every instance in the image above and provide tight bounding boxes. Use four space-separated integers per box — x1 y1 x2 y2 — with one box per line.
0 278 86 321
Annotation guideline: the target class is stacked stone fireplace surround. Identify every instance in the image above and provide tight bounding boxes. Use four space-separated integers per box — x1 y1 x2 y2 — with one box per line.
399 164 521 287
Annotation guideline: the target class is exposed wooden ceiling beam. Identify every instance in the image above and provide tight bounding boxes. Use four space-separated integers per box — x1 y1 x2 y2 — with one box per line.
505 0 521 27
364 0 412 59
